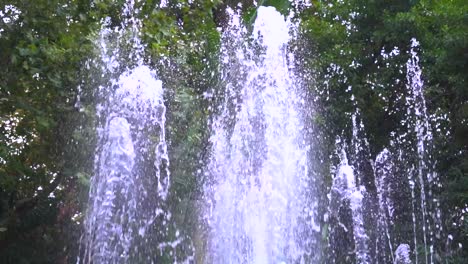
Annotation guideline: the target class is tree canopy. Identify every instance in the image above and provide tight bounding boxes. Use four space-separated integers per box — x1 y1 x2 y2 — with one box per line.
0 0 466 263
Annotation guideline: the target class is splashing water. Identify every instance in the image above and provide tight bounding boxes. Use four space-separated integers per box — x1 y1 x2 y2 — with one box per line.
329 145 370 264
325 38 442 264
203 6 313 263
374 148 395 263
82 65 170 263
80 1 174 263
394 244 412 264
77 2 443 263
405 38 442 264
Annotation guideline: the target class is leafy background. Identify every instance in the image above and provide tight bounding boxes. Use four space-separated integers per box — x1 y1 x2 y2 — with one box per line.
0 0 466 263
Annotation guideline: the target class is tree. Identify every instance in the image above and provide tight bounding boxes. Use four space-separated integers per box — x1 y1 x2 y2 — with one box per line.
0 1 98 262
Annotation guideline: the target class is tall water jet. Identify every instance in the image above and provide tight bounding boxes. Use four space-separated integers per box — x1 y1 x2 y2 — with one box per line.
405 38 442 264
203 6 314 263
328 144 370 264
324 37 446 264
82 66 169 263
374 148 395 263
80 1 174 263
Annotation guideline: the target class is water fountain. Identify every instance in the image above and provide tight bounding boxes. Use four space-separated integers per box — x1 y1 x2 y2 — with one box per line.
77 3 444 263
405 38 442 264
203 6 315 263
325 38 444 264
394 244 412 264
374 148 396 263
328 141 370 264
79 1 176 263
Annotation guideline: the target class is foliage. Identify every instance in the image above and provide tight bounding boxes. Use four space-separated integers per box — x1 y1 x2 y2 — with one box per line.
0 0 99 262
0 0 467 262
300 0 468 261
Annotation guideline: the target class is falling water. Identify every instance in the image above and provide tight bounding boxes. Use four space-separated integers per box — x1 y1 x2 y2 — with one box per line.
80 1 174 263
325 38 443 264
82 67 169 263
394 244 412 264
374 148 395 263
329 144 370 264
408 38 430 264
203 6 312 263
405 38 442 264
77 3 443 263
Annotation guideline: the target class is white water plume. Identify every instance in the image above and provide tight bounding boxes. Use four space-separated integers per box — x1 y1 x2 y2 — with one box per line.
203 6 313 263
405 38 442 264
394 244 412 264
374 148 395 263
329 148 370 264
81 1 174 263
